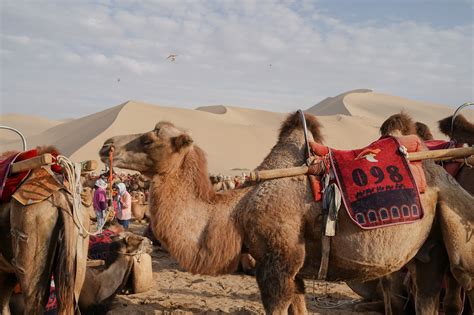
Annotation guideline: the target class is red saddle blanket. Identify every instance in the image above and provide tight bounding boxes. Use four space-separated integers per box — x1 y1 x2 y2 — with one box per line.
0 150 38 203
88 228 118 260
0 149 62 203
330 136 424 229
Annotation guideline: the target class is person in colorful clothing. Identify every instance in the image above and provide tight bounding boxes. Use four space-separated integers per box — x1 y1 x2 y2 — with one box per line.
93 178 108 233
114 182 132 229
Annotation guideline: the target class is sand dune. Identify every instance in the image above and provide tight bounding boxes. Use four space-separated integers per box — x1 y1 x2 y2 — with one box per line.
2 90 472 174
196 105 228 114
0 114 64 145
307 89 372 116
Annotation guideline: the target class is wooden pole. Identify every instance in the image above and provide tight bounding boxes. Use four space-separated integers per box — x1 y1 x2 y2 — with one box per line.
248 146 474 182
10 154 53 173
407 146 474 162
249 165 309 181
10 154 98 174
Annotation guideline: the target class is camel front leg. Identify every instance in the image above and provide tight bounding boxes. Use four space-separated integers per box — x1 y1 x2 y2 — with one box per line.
408 249 446 315
256 247 307 315
288 275 306 315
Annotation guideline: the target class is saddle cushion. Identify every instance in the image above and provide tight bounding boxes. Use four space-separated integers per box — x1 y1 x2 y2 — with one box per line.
12 167 67 206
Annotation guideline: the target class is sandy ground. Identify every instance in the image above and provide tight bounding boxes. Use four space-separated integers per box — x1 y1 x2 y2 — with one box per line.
106 222 381 315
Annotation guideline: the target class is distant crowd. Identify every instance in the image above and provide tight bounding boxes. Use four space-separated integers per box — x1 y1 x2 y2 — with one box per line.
81 171 248 231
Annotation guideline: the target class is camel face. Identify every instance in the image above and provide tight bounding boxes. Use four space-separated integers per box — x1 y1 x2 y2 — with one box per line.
100 121 193 174
115 232 154 255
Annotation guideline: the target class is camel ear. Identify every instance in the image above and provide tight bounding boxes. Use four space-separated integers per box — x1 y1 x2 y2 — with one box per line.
172 134 193 151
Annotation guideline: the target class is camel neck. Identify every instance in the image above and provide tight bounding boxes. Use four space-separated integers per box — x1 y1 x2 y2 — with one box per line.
147 149 247 275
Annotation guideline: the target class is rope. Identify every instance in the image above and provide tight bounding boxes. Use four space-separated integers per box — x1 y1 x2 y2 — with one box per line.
107 147 116 222
56 155 107 236
310 279 361 309
108 148 114 199
313 296 361 309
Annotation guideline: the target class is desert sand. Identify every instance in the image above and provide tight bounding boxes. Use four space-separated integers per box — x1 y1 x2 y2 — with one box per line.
1 89 473 314
107 221 380 315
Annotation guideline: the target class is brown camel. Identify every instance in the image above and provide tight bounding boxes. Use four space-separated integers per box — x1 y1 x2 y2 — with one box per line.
99 113 473 314
78 232 153 314
351 111 474 314
130 190 148 221
9 232 153 315
0 148 90 315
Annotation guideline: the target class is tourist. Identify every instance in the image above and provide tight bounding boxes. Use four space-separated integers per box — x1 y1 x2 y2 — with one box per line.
93 178 108 233
114 182 132 229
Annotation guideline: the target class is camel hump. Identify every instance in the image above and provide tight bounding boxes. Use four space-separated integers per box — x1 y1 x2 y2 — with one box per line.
415 122 434 141
278 111 324 143
380 111 416 137
438 114 474 145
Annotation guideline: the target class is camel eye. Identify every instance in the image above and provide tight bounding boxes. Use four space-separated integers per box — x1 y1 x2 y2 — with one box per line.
141 136 153 146
154 128 160 135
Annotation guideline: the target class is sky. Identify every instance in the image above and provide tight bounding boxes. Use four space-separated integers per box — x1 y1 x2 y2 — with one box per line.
1 0 473 119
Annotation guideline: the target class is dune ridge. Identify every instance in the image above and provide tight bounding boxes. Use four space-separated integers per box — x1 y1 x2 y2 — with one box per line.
2 90 472 174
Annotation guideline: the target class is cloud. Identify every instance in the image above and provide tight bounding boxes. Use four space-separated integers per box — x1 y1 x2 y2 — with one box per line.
1 1 472 118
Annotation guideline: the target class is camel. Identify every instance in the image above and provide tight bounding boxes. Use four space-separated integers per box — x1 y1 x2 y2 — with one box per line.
79 232 153 314
99 113 473 314
439 114 474 194
9 232 153 315
130 190 148 221
351 111 474 314
0 147 90 315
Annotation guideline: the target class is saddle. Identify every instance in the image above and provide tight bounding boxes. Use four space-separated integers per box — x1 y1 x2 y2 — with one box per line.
0 149 63 204
312 135 426 230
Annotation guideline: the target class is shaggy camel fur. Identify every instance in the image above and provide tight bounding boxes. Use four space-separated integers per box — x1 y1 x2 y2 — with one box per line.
9 232 153 315
99 113 473 314
79 232 153 314
0 147 90 315
351 112 474 314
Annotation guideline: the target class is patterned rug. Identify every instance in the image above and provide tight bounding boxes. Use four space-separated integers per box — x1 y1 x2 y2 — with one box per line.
330 137 424 229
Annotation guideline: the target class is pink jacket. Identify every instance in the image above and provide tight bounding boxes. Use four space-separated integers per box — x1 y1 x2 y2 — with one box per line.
116 191 132 220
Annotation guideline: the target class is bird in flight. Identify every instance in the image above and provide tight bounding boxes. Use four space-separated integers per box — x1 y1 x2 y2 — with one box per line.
167 54 178 62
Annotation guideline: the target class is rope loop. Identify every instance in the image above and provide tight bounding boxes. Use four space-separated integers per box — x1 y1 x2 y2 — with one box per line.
56 155 107 236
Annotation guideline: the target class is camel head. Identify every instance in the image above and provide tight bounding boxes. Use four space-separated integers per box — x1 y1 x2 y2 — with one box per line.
99 121 194 175
439 114 474 145
113 232 153 255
